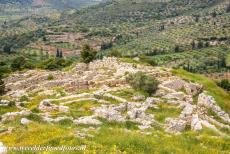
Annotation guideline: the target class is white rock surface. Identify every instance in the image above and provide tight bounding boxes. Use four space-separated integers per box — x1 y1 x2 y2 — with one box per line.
74 116 102 125
191 114 202 131
0 142 7 154
21 118 31 125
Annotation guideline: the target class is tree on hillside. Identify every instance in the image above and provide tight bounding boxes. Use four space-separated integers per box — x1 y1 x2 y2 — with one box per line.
227 3 230 13
212 11 217 18
59 50 63 58
11 56 26 71
195 17 199 23
197 41 203 49
80 44 96 63
3 45 11 54
175 45 180 52
0 76 5 96
191 41 196 49
56 48 60 58
126 72 159 95
218 79 230 91
205 42 210 47
46 52 49 59
217 53 226 68
160 24 165 31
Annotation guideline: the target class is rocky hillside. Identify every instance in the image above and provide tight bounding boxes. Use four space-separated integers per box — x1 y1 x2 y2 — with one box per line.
0 58 229 153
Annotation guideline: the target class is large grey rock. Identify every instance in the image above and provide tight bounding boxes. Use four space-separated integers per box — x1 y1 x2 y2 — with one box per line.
0 100 10 106
165 118 187 134
21 118 31 125
163 92 186 101
162 79 186 90
94 106 125 122
74 116 102 125
1 110 31 122
39 100 69 113
180 103 194 118
145 97 161 104
184 82 203 96
0 142 7 154
191 114 202 131
132 95 145 101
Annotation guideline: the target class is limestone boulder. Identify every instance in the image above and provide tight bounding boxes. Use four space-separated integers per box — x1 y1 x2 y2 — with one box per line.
191 114 202 131
21 118 31 125
165 118 187 133
74 116 102 125
0 142 7 154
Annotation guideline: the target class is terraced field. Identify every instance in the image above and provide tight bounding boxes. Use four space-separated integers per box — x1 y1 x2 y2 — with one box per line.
142 46 230 72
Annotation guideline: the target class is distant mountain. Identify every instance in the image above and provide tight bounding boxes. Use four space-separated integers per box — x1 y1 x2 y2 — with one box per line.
0 0 32 5
0 0 103 9
67 0 225 25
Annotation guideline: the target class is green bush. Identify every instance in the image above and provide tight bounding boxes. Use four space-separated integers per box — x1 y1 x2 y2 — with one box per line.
19 95 29 102
39 58 72 70
0 77 5 96
107 49 122 58
80 44 96 63
47 74 54 80
11 56 26 71
218 79 230 91
126 72 159 95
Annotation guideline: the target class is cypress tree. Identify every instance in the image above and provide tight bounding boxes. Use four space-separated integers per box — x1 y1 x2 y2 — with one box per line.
59 50 63 58
56 48 60 58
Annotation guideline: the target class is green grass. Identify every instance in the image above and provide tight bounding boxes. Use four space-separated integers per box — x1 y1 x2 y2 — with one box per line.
91 127 230 154
110 88 147 102
146 103 181 123
66 100 100 118
0 122 73 146
0 106 19 115
0 116 229 154
173 69 230 113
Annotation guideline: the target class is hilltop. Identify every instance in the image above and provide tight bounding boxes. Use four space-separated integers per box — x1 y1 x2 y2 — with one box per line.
0 0 103 9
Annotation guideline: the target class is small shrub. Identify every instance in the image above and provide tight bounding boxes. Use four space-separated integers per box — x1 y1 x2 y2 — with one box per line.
0 77 5 96
218 79 230 91
47 74 54 80
11 56 26 71
8 101 15 107
80 44 96 63
20 95 29 102
39 58 72 70
107 49 122 57
126 72 159 95
26 113 43 123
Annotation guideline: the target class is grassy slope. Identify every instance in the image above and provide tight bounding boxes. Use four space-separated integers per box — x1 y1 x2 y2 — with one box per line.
1 120 229 153
173 69 230 113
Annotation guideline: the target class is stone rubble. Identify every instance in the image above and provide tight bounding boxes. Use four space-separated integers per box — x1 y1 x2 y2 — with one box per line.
1 110 31 122
0 100 10 106
1 57 229 135
74 116 102 126
198 93 230 124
